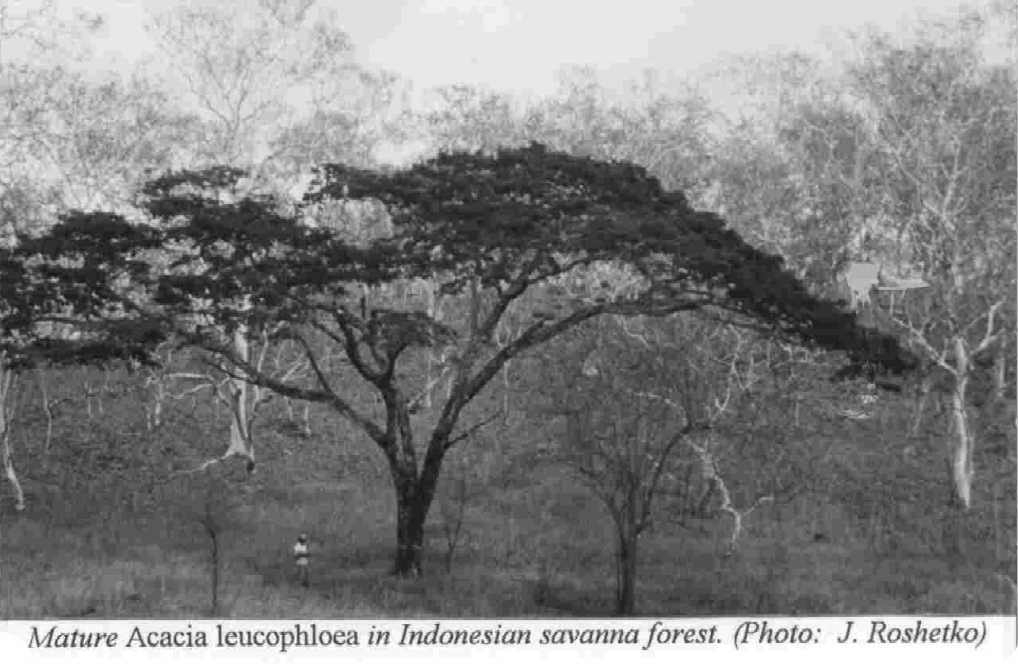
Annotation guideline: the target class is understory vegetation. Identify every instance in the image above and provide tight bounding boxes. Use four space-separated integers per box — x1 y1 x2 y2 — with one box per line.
1 351 1013 618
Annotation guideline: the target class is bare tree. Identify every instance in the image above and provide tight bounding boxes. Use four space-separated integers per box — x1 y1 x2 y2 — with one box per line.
145 0 358 170
436 434 504 573
846 13 1016 509
701 11 1016 511
540 314 762 615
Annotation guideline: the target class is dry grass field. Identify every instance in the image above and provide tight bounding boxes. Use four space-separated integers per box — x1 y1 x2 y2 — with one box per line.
1 362 1014 619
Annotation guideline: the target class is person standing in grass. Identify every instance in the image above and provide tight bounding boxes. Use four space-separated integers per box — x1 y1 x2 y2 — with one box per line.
293 533 310 588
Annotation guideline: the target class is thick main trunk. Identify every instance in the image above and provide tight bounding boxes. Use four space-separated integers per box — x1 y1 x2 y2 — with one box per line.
392 476 428 576
390 434 446 577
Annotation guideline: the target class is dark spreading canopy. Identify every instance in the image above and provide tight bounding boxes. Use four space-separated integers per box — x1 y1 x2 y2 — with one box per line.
306 143 913 373
3 144 913 376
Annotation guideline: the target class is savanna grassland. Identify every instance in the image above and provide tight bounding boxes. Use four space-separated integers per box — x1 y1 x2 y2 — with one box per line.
1 348 1014 619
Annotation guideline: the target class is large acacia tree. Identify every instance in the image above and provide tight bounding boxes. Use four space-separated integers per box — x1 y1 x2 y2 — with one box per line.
15 144 911 575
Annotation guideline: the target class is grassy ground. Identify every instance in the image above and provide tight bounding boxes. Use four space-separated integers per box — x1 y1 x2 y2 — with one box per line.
0 367 1015 618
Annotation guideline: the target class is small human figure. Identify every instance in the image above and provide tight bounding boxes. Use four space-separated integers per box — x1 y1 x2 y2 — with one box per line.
293 533 310 588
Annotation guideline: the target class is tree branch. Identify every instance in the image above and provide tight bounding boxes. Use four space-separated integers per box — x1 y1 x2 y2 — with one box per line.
203 338 386 443
444 411 501 451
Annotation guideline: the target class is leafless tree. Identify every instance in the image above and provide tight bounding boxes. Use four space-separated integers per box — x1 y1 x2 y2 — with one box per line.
541 313 765 615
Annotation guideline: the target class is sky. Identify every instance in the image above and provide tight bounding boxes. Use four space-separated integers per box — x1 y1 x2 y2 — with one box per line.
63 0 999 99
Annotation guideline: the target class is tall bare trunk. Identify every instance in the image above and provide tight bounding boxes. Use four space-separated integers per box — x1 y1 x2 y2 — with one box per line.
0 364 25 511
949 337 974 509
227 383 251 455
225 324 255 470
37 368 55 451
424 283 436 409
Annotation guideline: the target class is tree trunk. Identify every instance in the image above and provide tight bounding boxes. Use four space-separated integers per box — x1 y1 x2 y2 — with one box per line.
992 344 1006 402
441 474 467 573
390 438 445 577
615 527 638 616
910 371 933 437
225 324 256 471
392 477 427 576
0 365 25 512
948 337 974 510
941 498 966 565
424 283 436 409
203 516 220 616
948 384 973 509
227 397 252 458
37 368 55 451
148 382 164 430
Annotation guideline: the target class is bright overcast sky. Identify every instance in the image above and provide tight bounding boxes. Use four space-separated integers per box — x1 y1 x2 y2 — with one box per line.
69 0 995 96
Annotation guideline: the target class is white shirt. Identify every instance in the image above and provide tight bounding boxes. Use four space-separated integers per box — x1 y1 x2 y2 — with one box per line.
293 541 309 566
